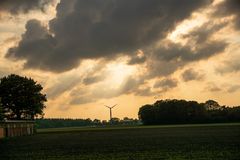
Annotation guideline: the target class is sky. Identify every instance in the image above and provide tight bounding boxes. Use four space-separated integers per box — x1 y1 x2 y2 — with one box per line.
0 0 240 120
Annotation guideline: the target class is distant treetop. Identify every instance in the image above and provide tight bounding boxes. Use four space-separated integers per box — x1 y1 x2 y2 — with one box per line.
139 99 240 125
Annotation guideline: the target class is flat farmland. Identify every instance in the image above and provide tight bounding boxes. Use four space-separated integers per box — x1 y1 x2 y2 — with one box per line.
0 123 240 160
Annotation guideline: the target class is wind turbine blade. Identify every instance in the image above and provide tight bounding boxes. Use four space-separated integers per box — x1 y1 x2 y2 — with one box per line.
111 104 117 108
104 105 111 109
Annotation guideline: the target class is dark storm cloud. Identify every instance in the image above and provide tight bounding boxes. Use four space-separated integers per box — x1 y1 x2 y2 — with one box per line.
153 78 178 90
146 58 185 78
6 19 62 72
155 22 228 63
182 69 205 82
146 40 227 78
215 0 240 29
146 21 228 78
155 41 226 62
0 0 53 14
127 55 146 65
6 0 213 72
182 22 227 44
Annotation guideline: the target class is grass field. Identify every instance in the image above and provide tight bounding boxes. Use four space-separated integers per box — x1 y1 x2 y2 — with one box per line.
0 123 240 160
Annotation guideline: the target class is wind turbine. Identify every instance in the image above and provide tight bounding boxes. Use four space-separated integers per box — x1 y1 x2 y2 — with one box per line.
105 104 117 121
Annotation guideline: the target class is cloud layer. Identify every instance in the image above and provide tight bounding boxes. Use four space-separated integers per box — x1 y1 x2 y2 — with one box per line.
0 0 53 14
215 0 240 30
7 0 213 72
3 0 239 107
182 69 204 82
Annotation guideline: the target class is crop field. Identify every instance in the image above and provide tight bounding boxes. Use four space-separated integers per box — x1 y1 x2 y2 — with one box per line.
0 123 240 160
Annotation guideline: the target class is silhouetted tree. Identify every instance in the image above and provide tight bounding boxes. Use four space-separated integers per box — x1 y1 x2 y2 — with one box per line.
138 104 156 125
93 119 101 125
0 74 47 120
111 117 120 124
226 106 240 121
204 100 221 110
139 99 240 125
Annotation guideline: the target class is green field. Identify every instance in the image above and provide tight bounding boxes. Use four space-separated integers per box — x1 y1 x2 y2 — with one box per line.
1 123 240 160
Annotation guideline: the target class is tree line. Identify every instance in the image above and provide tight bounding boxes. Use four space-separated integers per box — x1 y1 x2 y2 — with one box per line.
36 117 140 129
138 99 240 125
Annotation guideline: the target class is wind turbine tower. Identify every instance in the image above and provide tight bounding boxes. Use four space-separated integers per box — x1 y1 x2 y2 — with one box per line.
105 104 117 121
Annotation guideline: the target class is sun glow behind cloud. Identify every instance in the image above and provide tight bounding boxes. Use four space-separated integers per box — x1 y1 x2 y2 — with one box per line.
167 3 215 43
104 60 137 88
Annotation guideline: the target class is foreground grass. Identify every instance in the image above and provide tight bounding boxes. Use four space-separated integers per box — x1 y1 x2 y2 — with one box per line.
37 122 240 133
1 123 240 160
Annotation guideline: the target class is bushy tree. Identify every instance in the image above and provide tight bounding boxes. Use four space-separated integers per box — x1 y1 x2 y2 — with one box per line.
204 100 221 110
0 74 47 120
138 99 240 125
138 99 206 124
111 117 120 124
